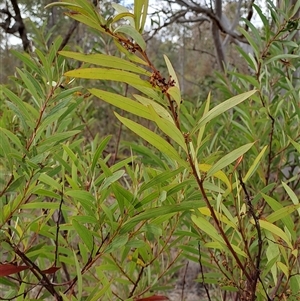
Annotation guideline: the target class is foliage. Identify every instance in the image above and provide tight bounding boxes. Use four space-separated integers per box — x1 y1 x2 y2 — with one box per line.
1 1 300 301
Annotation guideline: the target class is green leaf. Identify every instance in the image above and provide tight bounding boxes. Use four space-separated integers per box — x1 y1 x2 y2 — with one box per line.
281 181 300 216
192 90 257 135
133 94 173 122
6 176 25 193
261 193 295 239
59 51 150 75
139 0 149 33
100 170 125 191
114 25 146 50
197 92 211 149
134 0 149 32
256 219 293 249
164 55 180 89
243 145 268 182
277 262 289 279
205 242 247 257
39 131 81 146
147 105 187 152
91 136 111 173
39 174 62 191
288 136 300 154
10 50 40 74
121 201 202 233
90 89 154 120
66 190 96 206
167 86 182 107
192 215 224 244
16 68 44 108
105 234 128 253
115 113 188 167
72 219 94 252
112 3 135 27
207 143 254 177
140 167 184 192
65 12 105 32
0 128 23 150
73 249 83 301
265 54 299 65
65 68 150 87
266 204 300 223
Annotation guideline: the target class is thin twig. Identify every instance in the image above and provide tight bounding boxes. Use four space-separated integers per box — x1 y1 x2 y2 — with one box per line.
198 241 212 301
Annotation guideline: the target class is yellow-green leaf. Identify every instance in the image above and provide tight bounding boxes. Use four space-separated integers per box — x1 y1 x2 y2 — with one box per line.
164 55 180 89
191 215 224 244
167 86 182 107
65 68 151 87
114 25 146 50
199 163 230 189
266 204 300 223
207 143 254 177
59 51 150 75
254 219 293 249
192 90 257 135
90 89 154 120
115 113 187 167
147 105 187 152
243 145 268 183
134 94 173 122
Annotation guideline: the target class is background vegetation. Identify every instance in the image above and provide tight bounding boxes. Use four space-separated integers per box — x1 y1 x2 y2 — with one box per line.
0 0 300 301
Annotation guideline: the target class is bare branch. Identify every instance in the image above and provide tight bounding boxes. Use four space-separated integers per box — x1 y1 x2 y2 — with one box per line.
175 0 248 43
245 0 255 31
9 0 30 51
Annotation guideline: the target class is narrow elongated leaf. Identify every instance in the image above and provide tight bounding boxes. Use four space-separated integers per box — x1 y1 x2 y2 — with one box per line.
164 55 180 89
66 190 95 205
205 242 247 257
243 145 268 182
73 249 83 301
90 89 153 120
39 131 80 147
0 128 23 150
100 170 125 191
192 215 224 244
281 181 300 216
115 113 187 167
192 90 257 134
59 51 150 75
65 12 105 32
197 92 211 148
255 219 293 249
112 3 135 27
72 219 94 252
266 204 300 223
140 167 184 192
167 86 181 107
265 54 299 65
0 264 29 276
134 94 173 122
121 201 203 233
288 136 300 153
147 105 187 152
207 143 254 177
114 25 146 50
10 50 40 73
105 234 128 253
91 136 111 173
65 68 150 87
262 193 295 239
39 174 62 191
199 164 230 189
139 0 149 33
